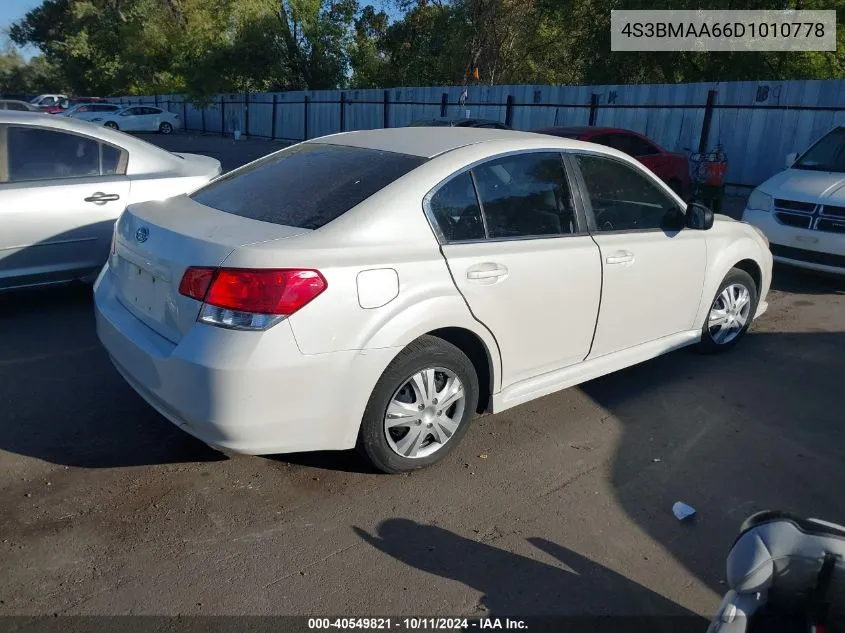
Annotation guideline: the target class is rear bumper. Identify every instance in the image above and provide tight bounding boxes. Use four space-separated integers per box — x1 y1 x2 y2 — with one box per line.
742 208 845 275
94 266 399 455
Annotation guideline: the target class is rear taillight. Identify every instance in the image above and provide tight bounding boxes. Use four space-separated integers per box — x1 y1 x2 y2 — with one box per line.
178 267 327 331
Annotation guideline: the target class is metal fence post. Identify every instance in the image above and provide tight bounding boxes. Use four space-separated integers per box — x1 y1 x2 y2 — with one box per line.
303 95 310 140
182 99 187 131
244 91 250 137
383 90 390 129
220 96 225 136
698 89 718 153
340 92 346 132
589 93 599 126
505 95 514 127
201 102 206 134
440 92 448 117
154 94 159 107
271 94 278 140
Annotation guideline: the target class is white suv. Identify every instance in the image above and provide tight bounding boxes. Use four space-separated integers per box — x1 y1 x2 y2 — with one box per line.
742 125 845 275
94 128 772 473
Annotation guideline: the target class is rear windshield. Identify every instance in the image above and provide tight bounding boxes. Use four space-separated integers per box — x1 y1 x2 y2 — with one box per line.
190 143 426 229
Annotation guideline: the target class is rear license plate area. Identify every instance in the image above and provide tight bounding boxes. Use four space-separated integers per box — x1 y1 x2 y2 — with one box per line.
118 258 167 321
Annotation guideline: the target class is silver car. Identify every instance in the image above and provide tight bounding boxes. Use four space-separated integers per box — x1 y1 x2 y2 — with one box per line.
0 112 222 291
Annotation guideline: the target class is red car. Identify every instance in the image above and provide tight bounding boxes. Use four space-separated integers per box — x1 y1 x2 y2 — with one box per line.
41 96 107 115
533 126 691 199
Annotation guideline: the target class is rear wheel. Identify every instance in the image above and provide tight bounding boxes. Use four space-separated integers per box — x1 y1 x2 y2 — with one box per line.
696 268 758 354
357 335 479 473
159 121 173 134
104 121 119 130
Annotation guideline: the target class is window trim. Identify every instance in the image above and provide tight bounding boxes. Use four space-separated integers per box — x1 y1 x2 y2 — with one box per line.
0 123 129 184
567 150 686 236
422 148 591 245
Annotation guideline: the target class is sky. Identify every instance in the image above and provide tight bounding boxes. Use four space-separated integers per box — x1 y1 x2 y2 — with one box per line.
1 0 43 59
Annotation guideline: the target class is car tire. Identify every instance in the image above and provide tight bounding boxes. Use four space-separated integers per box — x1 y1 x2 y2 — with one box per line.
357 335 479 474
696 267 758 354
159 122 173 134
104 121 119 130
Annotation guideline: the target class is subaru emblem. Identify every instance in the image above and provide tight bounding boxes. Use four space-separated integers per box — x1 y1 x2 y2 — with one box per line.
135 227 149 243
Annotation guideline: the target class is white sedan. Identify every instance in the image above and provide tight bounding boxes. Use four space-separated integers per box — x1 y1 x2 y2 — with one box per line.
94 105 181 134
94 128 772 473
0 111 222 291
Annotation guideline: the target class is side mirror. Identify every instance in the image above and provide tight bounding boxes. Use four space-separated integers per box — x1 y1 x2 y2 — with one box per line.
785 152 798 168
686 202 714 230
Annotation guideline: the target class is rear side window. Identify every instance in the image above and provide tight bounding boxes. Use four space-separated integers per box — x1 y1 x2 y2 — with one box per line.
5 102 29 111
191 143 426 229
428 172 485 241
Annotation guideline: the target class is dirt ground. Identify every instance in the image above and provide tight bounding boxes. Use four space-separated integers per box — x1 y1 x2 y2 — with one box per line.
1 133 843 621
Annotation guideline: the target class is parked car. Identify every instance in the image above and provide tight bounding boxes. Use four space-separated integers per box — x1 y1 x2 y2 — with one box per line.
533 126 691 199
42 96 107 115
742 125 845 275
94 128 772 473
92 105 180 134
410 117 511 129
0 112 222 292
0 100 37 112
60 102 123 121
29 94 67 108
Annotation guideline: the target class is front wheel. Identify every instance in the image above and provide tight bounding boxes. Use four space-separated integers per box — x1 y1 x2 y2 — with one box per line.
159 121 173 134
696 268 758 354
103 121 119 130
357 335 479 474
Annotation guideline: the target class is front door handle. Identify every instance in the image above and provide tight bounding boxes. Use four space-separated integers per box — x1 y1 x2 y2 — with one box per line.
605 251 634 265
84 192 121 205
466 263 508 281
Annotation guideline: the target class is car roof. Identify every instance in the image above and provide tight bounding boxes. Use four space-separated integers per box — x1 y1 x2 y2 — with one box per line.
311 127 577 158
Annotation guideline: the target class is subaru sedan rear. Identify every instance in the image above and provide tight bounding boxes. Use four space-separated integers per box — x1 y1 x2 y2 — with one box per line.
95 128 771 473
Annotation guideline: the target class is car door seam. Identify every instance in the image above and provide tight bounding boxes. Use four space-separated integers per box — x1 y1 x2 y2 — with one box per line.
436 241 504 393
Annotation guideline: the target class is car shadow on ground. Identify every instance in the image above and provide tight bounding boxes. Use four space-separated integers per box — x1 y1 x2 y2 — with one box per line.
354 519 708 627
0 284 226 468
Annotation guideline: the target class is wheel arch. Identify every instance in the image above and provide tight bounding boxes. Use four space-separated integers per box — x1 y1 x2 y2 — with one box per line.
695 236 768 329
425 327 495 414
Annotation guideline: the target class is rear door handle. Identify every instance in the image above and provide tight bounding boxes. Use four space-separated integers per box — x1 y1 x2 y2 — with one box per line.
84 192 121 205
605 251 634 265
466 263 508 280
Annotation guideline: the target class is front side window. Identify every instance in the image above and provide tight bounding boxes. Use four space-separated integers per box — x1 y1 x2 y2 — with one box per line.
472 152 577 238
575 154 679 232
5 127 125 183
122 107 143 116
794 127 845 173
191 143 426 229
428 171 485 242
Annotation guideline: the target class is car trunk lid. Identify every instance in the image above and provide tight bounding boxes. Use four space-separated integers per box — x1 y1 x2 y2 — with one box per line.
112 195 310 343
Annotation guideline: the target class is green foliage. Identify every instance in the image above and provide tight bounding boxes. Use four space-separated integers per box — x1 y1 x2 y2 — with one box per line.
6 0 844 97
0 46 67 95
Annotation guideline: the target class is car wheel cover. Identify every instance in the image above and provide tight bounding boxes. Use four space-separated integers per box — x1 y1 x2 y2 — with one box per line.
384 367 466 459
708 283 752 344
